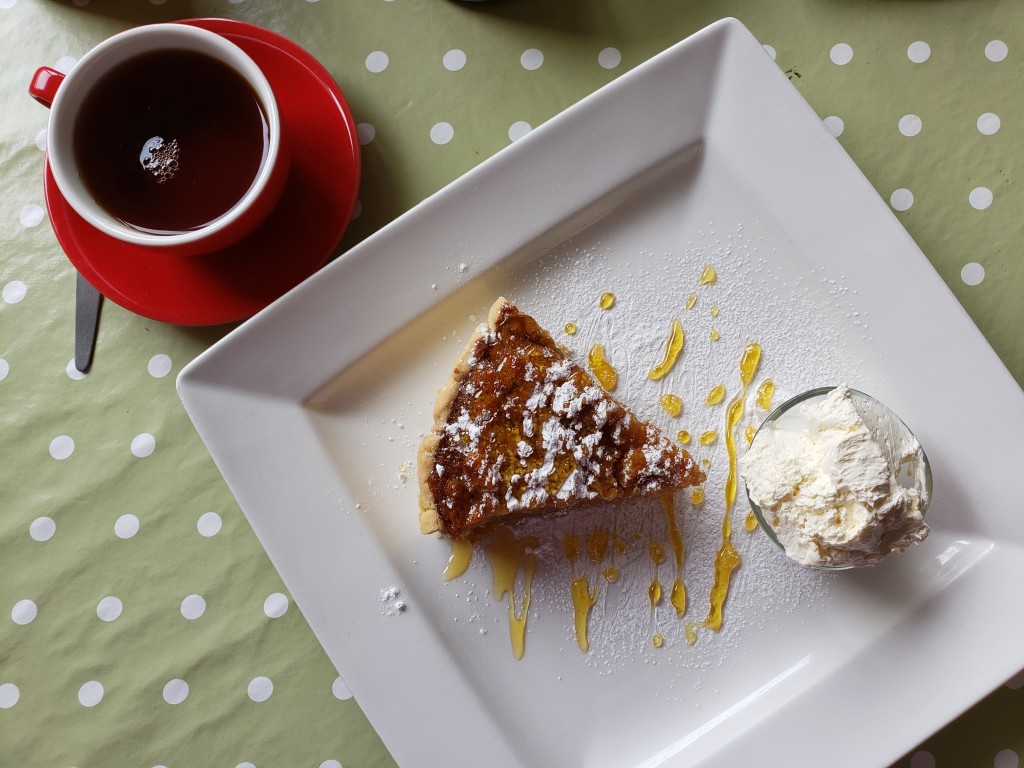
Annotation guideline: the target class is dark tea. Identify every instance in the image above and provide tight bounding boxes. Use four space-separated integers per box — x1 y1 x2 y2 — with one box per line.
72 48 269 235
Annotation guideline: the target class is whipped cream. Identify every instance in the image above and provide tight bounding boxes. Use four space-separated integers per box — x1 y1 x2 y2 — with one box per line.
740 386 929 568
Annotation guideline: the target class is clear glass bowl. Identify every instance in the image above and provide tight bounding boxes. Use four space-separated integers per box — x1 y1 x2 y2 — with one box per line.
746 386 932 570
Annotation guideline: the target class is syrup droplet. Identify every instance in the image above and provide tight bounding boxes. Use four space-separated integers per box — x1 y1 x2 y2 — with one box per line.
563 534 580 564
564 322 577 336
756 379 775 410
699 265 717 285
586 530 609 563
709 329 720 342
670 578 687 618
442 538 473 582
648 579 662 606
699 430 718 445
685 292 698 311
571 575 599 653
647 319 685 380
659 393 683 417
603 565 620 583
588 344 618 391
744 511 759 532
700 458 711 468
706 384 725 405
599 292 616 310
652 632 664 648
648 541 665 567
744 425 757 445
677 430 691 445
710 305 720 318
690 487 705 505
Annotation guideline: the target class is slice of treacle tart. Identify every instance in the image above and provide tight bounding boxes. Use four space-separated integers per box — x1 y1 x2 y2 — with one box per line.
418 298 704 540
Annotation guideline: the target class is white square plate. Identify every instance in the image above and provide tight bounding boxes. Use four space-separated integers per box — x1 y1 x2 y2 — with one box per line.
178 18 1024 768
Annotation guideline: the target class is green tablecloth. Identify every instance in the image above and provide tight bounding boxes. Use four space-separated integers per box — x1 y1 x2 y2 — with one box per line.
2 1 1022 766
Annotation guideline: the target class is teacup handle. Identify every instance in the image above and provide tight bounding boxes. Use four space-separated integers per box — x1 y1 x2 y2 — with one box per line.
29 66 64 109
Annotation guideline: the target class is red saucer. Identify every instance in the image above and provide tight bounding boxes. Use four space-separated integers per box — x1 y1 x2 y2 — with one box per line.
44 19 360 325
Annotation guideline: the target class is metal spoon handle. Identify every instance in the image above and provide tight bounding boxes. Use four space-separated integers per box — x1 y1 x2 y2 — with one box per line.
74 272 102 373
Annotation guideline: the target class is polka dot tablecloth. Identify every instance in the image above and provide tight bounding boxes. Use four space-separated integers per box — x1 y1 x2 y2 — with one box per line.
2 1 1022 767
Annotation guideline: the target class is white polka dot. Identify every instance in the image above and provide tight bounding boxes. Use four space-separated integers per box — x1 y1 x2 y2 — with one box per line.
365 51 389 73
228 0 244 3
986 40 1008 62
3 280 27 304
909 751 936 768
508 121 532 142
147 354 172 378
520 48 544 71
30 516 56 542
969 187 993 210
78 680 103 707
1005 667 1024 690
11 599 37 625
247 676 273 702
598 47 621 69
66 359 87 380
0 358 7 381
263 593 289 619
29 518 55 540
197 512 222 537
995 749 1020 768
0 0 17 10
0 683 19 709
236 763 256 768
898 114 922 137
443 49 466 71
96 596 123 622
977 112 1001 135
961 262 985 286
907 41 931 63
829 43 853 65
54 55 77 73
331 675 352 700
114 513 140 539
822 116 844 137
20 204 44 228
162 679 189 705
890 188 914 211
762 44 776 60
430 122 454 145
49 435 74 460
180 594 206 620
319 762 342 768
356 123 376 145
131 433 156 458
34 127 47 151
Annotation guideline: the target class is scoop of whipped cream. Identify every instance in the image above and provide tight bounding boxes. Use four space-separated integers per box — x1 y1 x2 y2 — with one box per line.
741 386 929 568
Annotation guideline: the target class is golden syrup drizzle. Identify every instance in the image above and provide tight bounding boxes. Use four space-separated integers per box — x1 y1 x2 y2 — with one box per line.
588 343 618 390
603 565 620 583
687 342 761 644
647 319 685 380
485 528 539 660
690 487 705 505
659 393 683 417
649 579 662 606
613 534 629 555
648 541 666 567
756 379 775 410
685 292 698 311
652 632 664 649
706 384 726 405
564 322 577 336
571 575 599 653
700 458 711 469
699 264 717 285
563 534 580 564
442 538 473 582
744 511 759 532
670 579 687 618
586 530 609 563
699 430 718 445
710 305 720 318
677 430 691 445
662 494 684 572
710 329 720 342
744 425 757 445
599 292 616 310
